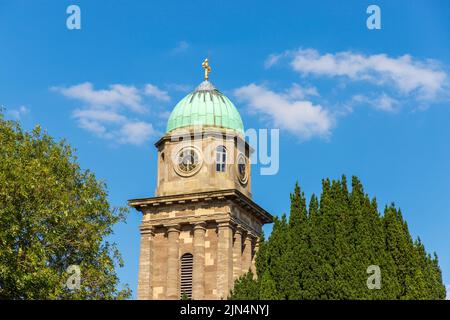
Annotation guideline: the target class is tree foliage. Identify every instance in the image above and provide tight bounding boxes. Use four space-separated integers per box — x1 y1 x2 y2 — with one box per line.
230 176 446 300
0 111 130 299
229 271 260 300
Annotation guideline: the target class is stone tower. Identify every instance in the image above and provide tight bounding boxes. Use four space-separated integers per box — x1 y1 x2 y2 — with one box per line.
129 60 273 300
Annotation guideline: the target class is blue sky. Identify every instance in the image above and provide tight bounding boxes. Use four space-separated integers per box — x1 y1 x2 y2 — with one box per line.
1 0 449 299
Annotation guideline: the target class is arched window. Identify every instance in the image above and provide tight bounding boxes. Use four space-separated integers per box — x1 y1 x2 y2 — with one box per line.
180 253 193 299
216 146 227 172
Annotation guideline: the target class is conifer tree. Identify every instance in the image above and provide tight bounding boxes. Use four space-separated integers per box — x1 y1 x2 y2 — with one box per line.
255 231 267 279
429 253 447 299
330 177 354 299
384 205 415 298
258 271 281 300
286 182 309 299
230 177 446 300
266 214 290 299
313 178 338 299
301 194 321 299
228 271 259 300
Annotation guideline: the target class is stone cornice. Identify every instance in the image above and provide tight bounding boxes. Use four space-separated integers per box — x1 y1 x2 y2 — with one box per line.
154 127 254 154
128 189 273 224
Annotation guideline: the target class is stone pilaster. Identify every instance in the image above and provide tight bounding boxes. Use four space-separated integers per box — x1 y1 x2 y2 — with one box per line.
232 226 243 281
193 222 206 300
217 220 233 299
242 231 252 274
137 226 154 300
251 235 259 277
166 225 180 300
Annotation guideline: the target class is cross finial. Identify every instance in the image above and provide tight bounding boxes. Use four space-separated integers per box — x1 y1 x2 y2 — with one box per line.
202 58 211 81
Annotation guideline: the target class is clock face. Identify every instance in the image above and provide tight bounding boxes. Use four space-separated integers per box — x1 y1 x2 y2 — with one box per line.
178 148 199 173
237 154 248 184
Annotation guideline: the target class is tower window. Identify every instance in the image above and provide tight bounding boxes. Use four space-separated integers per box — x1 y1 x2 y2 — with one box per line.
216 146 227 172
180 253 193 299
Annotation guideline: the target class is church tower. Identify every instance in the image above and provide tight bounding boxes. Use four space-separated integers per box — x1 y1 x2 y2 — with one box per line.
129 59 273 300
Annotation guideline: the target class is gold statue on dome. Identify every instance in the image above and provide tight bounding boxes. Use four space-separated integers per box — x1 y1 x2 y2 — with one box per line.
202 58 211 81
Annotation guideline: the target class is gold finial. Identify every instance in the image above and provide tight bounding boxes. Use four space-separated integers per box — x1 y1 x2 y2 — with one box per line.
202 58 211 81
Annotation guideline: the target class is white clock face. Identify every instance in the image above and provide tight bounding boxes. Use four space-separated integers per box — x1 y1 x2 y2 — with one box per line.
237 154 248 184
174 146 203 177
178 148 199 173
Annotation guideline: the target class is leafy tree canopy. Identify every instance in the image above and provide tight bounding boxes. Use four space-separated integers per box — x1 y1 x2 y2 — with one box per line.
0 111 130 299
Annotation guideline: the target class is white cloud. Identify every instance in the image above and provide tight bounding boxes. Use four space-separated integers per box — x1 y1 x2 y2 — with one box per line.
446 284 450 300
52 82 146 113
7 105 29 120
284 48 447 100
72 109 127 123
53 83 160 146
118 121 156 145
351 93 399 112
264 53 284 68
144 84 171 102
284 83 319 100
76 118 109 137
234 84 333 140
376 94 399 112
72 108 125 140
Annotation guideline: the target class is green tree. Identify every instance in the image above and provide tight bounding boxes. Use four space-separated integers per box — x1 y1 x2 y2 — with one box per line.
301 194 321 299
313 178 338 299
427 252 446 299
258 271 281 300
383 205 418 299
0 112 130 299
228 271 259 300
285 182 309 299
231 176 446 300
264 214 290 299
255 231 267 278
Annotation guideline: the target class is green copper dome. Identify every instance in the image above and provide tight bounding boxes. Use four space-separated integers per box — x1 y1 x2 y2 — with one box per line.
166 81 244 134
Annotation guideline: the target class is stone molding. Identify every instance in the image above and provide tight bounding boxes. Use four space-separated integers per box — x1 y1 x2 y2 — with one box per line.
129 188 273 225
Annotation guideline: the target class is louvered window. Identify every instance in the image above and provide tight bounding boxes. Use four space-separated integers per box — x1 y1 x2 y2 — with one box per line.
180 253 193 299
